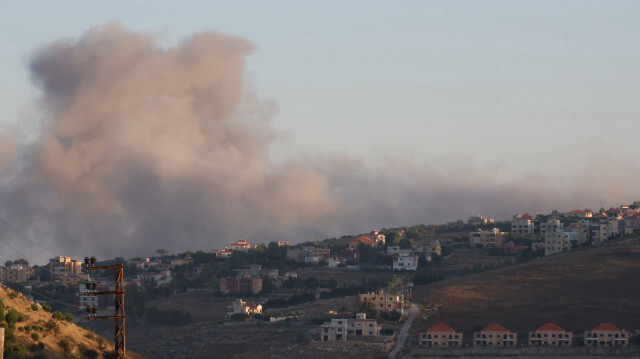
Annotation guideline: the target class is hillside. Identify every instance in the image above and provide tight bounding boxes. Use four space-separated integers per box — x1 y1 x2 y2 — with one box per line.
0 284 120 359
411 240 640 338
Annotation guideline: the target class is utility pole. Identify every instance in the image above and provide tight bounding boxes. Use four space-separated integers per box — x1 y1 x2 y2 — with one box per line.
84 256 126 359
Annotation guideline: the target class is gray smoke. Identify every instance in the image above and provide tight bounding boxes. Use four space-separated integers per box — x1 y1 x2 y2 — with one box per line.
0 24 636 263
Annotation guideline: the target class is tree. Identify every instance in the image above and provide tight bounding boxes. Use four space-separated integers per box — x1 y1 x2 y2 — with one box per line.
156 249 169 256
355 299 376 317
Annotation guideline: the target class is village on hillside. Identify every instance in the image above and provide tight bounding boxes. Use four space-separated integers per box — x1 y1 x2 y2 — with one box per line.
2 201 640 357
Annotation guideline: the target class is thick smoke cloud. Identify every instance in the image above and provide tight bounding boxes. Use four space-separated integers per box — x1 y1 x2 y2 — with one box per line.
0 24 637 263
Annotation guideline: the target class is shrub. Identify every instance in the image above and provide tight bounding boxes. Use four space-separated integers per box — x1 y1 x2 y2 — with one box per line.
230 313 248 321
31 303 39 311
31 332 40 341
64 313 74 322
53 311 64 320
43 304 51 312
58 338 72 354
5 308 25 323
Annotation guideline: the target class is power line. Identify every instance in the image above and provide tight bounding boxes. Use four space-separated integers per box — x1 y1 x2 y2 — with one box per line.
0 215 58 256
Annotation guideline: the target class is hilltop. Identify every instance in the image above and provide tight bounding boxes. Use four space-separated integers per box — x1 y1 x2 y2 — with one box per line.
411 240 640 338
0 285 124 359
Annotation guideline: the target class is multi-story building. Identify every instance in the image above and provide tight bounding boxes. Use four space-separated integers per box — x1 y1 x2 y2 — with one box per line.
544 230 577 256
1 264 34 283
320 318 347 341
473 324 517 347
358 290 404 314
567 219 591 244
220 275 263 294
320 313 380 341
346 313 381 337
584 323 629 348
420 324 463 347
49 256 83 280
539 219 563 238
590 217 620 242
511 213 535 236
469 228 508 248
528 323 573 347
226 298 262 319
230 239 251 251
393 253 419 271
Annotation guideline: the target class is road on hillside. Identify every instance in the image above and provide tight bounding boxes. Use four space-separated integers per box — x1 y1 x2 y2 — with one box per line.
389 302 418 359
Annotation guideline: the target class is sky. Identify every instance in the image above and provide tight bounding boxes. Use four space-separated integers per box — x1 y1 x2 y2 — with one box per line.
0 1 639 264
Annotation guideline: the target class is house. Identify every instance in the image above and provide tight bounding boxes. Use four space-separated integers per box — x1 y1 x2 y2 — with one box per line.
469 228 508 248
335 248 359 263
501 241 529 253
473 324 517 347
320 313 380 341
358 290 404 314
129 257 161 270
346 313 381 337
567 220 591 244
349 235 376 248
590 217 620 242
211 248 233 258
220 275 263 294
511 213 535 236
420 324 463 347
49 256 83 280
623 213 640 234
226 298 262 319
584 323 629 348
170 254 193 268
230 239 251 251
320 318 347 341
528 323 573 347
393 252 419 271
563 209 593 218
386 246 412 256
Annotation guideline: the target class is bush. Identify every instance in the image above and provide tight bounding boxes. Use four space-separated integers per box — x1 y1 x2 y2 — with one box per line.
230 313 248 321
58 338 72 354
31 332 40 341
5 308 25 323
43 304 51 312
31 303 39 311
64 313 74 322
53 311 64 320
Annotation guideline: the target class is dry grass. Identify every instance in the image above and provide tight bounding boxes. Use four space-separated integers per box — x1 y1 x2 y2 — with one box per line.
0 284 134 358
411 241 640 338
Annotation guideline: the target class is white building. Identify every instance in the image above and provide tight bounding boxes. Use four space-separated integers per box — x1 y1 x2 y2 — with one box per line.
539 219 563 238
226 298 262 319
511 213 535 235
320 313 380 341
321 318 347 341
393 253 419 271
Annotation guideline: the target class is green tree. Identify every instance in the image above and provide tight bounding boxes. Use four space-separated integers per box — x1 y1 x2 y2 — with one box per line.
355 299 376 317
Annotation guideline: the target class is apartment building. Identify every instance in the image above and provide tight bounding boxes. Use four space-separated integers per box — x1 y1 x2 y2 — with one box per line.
544 230 577 256
393 252 419 271
358 290 404 314
420 324 463 348
511 213 535 236
528 323 573 347
469 228 508 248
49 256 83 280
220 275 263 294
539 219 563 238
226 298 262 319
320 313 380 341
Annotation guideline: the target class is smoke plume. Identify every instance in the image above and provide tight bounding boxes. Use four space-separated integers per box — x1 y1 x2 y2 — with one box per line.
0 24 637 263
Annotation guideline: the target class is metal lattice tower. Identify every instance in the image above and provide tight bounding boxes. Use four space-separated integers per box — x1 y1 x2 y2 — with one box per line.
85 256 126 359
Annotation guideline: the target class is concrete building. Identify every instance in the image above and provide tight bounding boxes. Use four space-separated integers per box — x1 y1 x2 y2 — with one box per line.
393 252 419 271
584 323 629 348
1 264 34 283
230 239 251 251
358 289 404 314
346 313 381 337
220 275 263 294
468 215 494 224
226 298 262 319
528 323 573 347
320 313 380 341
539 219 563 238
563 210 593 218
544 230 577 256
469 228 508 248
420 324 463 348
49 256 83 280
473 324 517 347
511 213 535 236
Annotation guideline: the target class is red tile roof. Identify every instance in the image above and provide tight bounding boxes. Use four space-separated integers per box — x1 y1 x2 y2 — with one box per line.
350 235 375 246
426 324 456 333
537 323 564 331
482 324 510 332
521 213 534 219
566 209 588 214
593 323 621 331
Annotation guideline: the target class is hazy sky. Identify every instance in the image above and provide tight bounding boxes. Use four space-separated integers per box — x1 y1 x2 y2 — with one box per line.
0 1 638 263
